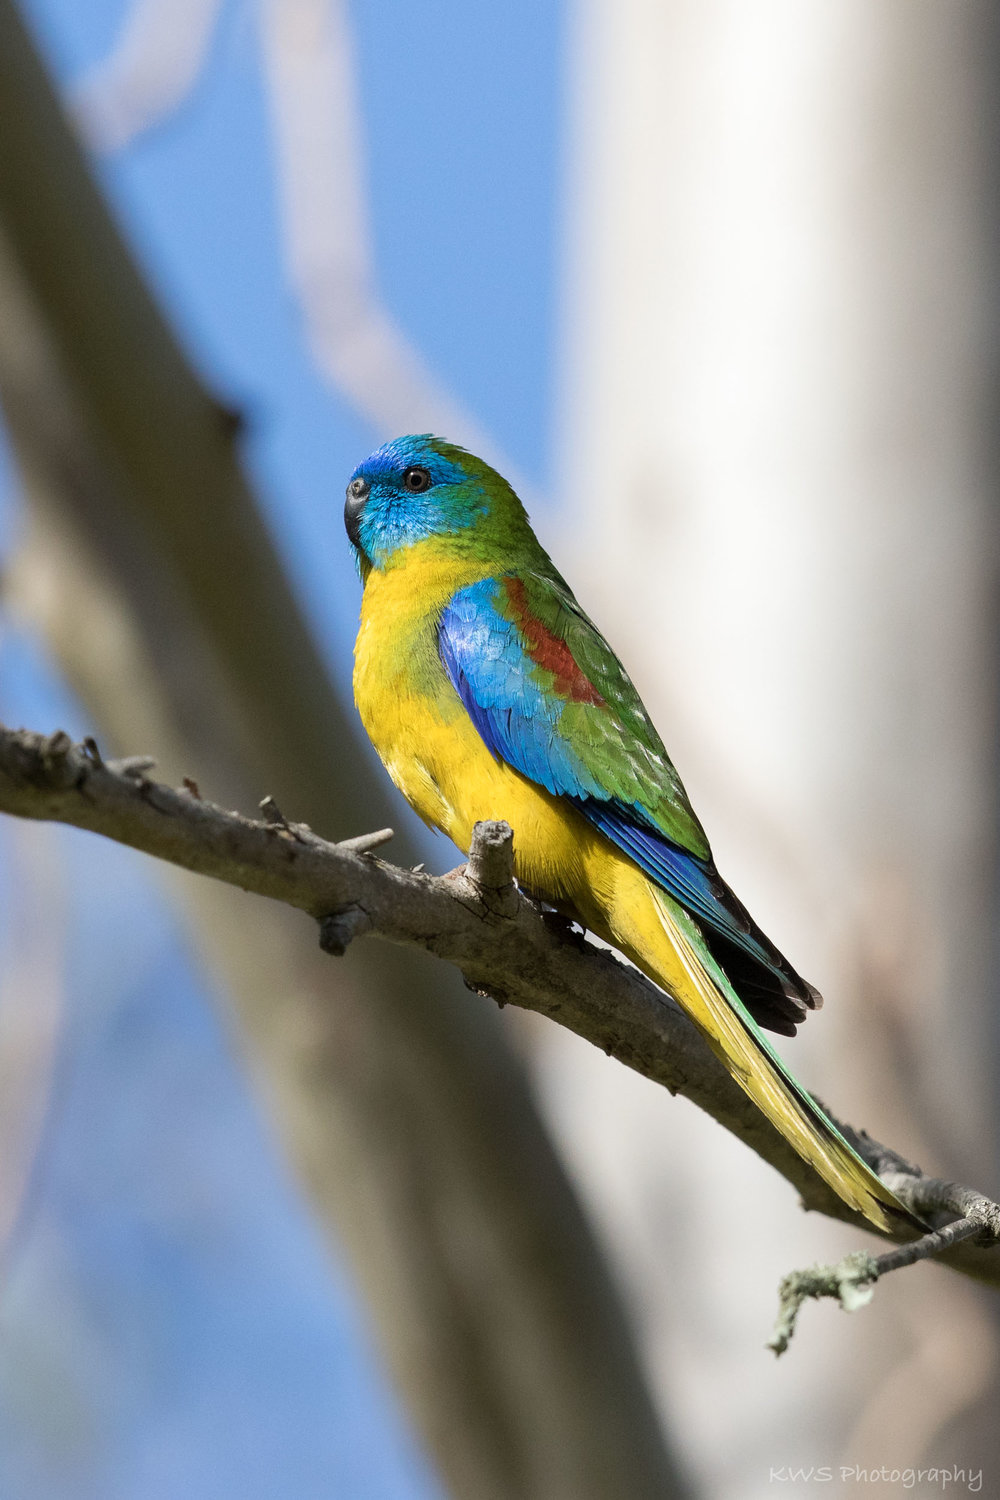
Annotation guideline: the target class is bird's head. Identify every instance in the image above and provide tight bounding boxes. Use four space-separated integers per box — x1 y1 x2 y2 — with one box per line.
345 435 533 576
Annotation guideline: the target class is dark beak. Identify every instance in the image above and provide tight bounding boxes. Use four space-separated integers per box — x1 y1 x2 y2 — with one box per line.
344 476 370 549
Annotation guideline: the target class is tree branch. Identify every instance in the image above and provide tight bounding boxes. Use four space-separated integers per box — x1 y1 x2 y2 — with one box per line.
768 1218 986 1356
4 722 998 1292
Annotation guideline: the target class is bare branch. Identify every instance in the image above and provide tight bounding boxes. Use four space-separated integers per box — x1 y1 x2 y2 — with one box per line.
768 1218 985 1355
877 1173 1000 1241
72 0 225 153
3 721 998 1294
257 0 516 473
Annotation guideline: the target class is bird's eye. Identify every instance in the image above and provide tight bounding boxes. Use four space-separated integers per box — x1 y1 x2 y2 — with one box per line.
402 466 432 493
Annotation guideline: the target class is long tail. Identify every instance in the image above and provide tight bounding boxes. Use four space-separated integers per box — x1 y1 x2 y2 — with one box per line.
640 886 920 1234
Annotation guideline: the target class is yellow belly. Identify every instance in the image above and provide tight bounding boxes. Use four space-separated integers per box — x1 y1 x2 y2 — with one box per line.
352 540 616 915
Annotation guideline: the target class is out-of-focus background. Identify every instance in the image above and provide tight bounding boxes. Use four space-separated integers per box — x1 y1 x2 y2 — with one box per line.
0 1 998 1497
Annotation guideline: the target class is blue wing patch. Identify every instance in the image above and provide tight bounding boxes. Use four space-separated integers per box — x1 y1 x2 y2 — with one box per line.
439 579 605 799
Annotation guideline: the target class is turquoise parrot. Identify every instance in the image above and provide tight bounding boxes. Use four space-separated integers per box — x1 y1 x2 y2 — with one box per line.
346 434 916 1233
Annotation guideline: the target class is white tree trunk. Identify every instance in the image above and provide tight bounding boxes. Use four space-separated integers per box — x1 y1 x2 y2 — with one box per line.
550 1 999 1488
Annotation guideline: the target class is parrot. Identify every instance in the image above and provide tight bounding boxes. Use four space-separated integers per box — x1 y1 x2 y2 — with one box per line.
345 433 918 1234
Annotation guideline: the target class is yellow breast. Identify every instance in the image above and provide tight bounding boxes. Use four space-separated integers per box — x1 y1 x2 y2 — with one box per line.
351 540 603 907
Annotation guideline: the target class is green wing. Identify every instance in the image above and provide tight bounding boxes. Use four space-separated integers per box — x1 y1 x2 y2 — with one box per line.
439 568 821 1033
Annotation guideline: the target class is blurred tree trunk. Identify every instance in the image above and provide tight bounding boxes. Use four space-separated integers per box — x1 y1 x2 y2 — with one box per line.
556 0 1000 1490
0 3 688 1496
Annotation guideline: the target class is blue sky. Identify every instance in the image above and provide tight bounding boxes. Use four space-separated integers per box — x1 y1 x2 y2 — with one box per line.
0 1 565 1493
15 0 565 648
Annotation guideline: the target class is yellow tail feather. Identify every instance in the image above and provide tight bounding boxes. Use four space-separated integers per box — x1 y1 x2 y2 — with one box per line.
623 883 915 1234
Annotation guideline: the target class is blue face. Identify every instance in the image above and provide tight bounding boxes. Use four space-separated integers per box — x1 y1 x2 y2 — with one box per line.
345 435 485 569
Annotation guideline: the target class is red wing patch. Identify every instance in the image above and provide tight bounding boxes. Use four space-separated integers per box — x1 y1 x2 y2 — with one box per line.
504 578 605 705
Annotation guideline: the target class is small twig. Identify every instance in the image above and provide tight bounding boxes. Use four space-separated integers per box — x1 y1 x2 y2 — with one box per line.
106 754 156 778
258 794 309 843
768 1252 879 1356
768 1216 986 1355
258 794 337 848
318 905 372 955
466 819 515 889
44 729 72 761
874 1215 982 1274
463 820 519 917
337 827 394 855
258 794 288 826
